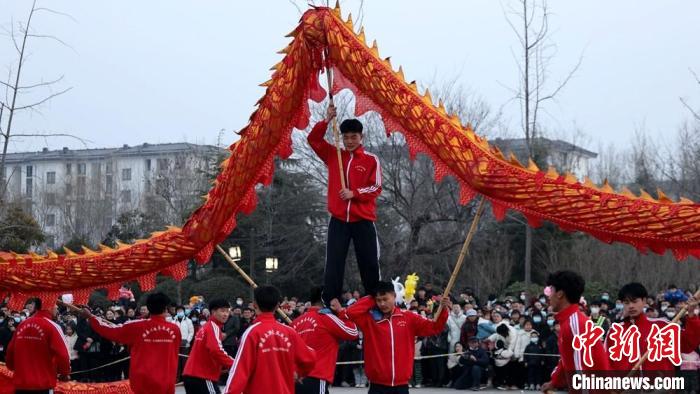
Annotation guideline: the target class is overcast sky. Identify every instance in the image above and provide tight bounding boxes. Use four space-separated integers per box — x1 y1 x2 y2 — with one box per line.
1 1 699 154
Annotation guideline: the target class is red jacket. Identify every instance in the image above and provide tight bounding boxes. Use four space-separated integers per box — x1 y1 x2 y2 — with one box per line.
343 296 448 387
292 306 359 382
606 313 700 372
549 304 610 390
224 313 316 394
6 310 70 390
308 120 382 222
89 314 181 394
183 319 235 381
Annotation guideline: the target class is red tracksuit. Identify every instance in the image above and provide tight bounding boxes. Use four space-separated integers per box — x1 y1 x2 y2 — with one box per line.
89 314 181 394
292 306 359 382
343 296 448 387
308 120 382 222
549 304 610 390
6 310 70 390
606 313 700 372
183 319 235 381
224 312 316 394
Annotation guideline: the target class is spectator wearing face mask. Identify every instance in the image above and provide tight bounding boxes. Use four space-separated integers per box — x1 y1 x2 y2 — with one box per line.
173 306 195 381
64 325 80 374
446 304 465 352
589 303 611 333
523 330 543 390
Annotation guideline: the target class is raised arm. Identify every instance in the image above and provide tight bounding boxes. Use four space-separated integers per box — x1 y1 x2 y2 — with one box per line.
87 315 137 346
307 105 337 164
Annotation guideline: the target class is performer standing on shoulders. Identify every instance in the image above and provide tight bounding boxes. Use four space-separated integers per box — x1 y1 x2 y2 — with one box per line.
334 281 450 394
6 298 70 393
80 292 181 394
308 104 382 307
292 286 359 394
224 286 316 394
541 271 609 393
183 299 236 394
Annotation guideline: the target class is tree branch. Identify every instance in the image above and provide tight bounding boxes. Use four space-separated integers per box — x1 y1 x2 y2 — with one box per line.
13 87 72 110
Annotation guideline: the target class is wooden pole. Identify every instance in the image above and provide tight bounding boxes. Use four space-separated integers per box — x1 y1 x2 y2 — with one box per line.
216 245 292 324
434 197 487 319
628 287 700 375
323 50 347 190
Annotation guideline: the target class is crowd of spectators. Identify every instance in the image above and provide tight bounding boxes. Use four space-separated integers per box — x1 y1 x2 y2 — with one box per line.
0 283 698 391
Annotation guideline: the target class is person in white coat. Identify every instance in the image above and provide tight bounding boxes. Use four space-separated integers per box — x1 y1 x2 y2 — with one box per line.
172 306 195 380
446 304 466 351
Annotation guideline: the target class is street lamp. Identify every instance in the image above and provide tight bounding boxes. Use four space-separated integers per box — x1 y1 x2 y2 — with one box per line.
228 245 242 261
265 257 278 284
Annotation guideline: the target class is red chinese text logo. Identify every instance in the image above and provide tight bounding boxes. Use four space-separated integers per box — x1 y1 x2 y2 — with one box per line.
607 323 640 363
572 320 605 368
647 323 681 366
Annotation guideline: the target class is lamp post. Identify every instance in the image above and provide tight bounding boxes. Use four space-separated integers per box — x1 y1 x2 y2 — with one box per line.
265 257 278 284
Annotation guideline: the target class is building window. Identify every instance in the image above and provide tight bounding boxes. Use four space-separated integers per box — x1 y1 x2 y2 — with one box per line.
157 158 169 172
66 183 73 196
26 165 33 177
146 159 152 171
122 168 132 181
77 163 86 175
120 189 131 204
46 171 56 185
26 178 33 198
45 235 55 248
105 162 113 174
77 177 86 197
46 193 57 206
106 174 113 195
46 214 55 227
66 163 72 174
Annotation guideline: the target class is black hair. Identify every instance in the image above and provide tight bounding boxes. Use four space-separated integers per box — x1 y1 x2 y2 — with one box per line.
309 286 323 305
208 299 231 312
340 119 363 134
26 297 41 311
146 292 170 315
618 283 648 302
496 324 510 338
373 281 395 296
668 284 677 289
546 270 585 304
254 286 281 312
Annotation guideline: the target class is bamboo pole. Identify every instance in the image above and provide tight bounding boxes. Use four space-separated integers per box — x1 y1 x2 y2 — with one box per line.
628 287 700 375
434 197 487 319
323 50 347 190
216 245 292 324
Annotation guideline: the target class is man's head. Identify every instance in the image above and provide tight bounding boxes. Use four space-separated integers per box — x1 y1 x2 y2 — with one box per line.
467 336 479 350
139 305 148 316
373 281 396 314
242 308 253 319
208 299 231 324
546 270 585 312
618 282 648 319
309 286 323 307
146 292 171 316
254 285 281 313
340 119 363 152
126 308 135 318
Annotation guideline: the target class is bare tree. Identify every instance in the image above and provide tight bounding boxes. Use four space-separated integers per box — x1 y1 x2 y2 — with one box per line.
504 0 583 286
680 68 700 122
0 0 77 204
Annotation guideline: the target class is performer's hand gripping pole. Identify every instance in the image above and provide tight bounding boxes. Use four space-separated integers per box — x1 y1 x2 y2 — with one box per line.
216 245 293 324
434 197 487 319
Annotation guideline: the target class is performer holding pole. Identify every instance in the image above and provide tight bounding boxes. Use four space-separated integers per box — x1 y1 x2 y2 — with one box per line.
79 292 181 394
308 97 382 308
6 298 71 393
